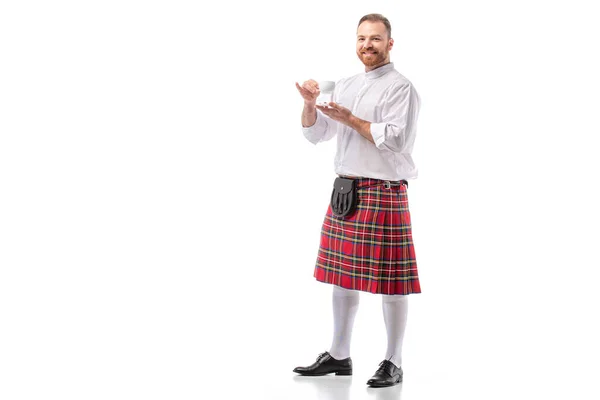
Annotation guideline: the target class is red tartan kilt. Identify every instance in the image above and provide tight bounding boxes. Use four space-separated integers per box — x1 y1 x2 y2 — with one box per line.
314 178 421 295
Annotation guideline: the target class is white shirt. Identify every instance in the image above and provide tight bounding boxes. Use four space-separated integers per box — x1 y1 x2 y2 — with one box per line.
302 63 421 181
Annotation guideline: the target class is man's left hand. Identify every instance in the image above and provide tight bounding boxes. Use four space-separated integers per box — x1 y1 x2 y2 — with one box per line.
316 102 353 125
316 102 374 144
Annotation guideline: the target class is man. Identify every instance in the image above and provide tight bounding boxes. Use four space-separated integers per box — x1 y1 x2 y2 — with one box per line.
293 14 421 388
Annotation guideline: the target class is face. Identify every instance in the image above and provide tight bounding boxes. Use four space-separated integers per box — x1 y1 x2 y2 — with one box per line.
356 21 394 71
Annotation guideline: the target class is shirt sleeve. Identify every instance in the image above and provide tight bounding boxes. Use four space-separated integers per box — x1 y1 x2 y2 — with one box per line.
302 110 335 144
370 81 421 153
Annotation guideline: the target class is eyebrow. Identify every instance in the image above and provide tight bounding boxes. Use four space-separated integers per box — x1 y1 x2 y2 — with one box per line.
357 34 383 38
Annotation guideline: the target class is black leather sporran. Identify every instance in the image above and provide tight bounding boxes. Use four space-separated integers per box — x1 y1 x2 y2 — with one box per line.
330 177 358 218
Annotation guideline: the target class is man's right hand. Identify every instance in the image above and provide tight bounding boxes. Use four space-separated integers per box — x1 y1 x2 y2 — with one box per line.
295 80 320 105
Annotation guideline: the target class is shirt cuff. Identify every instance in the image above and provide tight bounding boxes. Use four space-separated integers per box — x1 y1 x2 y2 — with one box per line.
370 122 388 149
302 111 329 144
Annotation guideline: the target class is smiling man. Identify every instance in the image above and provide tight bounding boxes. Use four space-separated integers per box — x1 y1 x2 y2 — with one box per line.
293 14 422 388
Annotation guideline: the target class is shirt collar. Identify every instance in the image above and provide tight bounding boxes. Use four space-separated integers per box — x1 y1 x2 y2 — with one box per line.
365 62 394 80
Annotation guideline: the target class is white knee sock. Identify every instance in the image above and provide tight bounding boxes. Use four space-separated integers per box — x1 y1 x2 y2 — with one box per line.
329 286 360 360
382 295 408 367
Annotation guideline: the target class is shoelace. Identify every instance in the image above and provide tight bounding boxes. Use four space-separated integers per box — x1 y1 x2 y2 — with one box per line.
375 360 394 375
316 352 329 362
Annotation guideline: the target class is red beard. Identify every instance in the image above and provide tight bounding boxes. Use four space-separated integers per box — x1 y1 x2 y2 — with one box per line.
357 50 386 67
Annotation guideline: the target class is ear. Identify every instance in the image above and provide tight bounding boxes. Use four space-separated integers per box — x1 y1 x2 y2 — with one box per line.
388 38 394 51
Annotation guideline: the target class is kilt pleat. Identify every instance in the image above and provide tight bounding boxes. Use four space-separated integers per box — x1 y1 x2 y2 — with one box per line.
314 178 421 295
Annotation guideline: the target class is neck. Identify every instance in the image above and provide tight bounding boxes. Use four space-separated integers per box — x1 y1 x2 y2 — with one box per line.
365 60 390 72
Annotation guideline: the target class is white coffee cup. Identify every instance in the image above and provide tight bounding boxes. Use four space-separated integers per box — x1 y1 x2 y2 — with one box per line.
317 80 336 105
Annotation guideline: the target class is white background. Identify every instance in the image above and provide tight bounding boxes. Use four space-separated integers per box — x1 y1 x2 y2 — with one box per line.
1 1 599 399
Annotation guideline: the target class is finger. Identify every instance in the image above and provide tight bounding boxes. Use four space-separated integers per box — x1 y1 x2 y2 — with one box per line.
316 105 333 115
296 85 307 97
308 79 320 91
296 83 308 95
296 83 314 98
304 85 318 94
317 103 335 111
304 81 320 94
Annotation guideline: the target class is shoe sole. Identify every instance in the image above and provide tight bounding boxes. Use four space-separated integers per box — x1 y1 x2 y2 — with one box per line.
294 370 353 376
367 376 402 387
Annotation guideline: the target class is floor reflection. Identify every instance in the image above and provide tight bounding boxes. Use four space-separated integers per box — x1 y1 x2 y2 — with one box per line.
292 374 403 400
366 383 403 400
293 375 353 400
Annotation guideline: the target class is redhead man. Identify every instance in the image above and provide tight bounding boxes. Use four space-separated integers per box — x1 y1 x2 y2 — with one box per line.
293 13 421 387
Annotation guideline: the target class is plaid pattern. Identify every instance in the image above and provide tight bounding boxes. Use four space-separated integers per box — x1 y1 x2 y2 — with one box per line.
314 178 421 295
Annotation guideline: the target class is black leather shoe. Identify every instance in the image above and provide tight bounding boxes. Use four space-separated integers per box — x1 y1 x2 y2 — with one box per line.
366 360 403 387
293 352 352 376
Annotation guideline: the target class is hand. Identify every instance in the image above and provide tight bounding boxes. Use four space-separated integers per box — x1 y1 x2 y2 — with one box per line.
295 79 320 105
316 102 353 125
